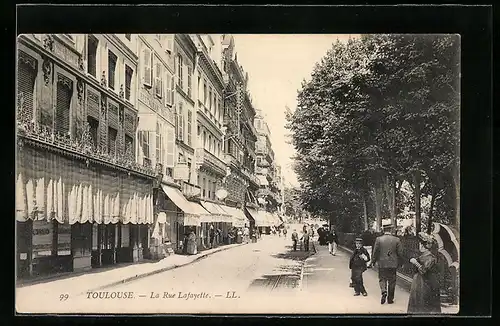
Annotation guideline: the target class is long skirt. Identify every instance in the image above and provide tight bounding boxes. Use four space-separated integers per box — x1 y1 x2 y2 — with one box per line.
407 273 442 314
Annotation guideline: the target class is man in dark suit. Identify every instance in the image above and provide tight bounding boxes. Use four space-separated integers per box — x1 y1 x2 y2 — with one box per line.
368 226 404 305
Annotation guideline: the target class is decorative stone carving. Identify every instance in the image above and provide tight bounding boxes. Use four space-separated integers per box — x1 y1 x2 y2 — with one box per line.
43 34 54 51
119 84 124 99
78 56 84 71
119 107 124 125
100 71 107 87
42 56 52 86
80 122 93 154
18 52 37 70
76 78 84 105
100 95 107 120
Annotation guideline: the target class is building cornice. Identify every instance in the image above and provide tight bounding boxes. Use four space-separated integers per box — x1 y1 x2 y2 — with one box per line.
175 34 198 61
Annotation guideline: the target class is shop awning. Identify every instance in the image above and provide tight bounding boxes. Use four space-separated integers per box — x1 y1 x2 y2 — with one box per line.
220 205 248 227
162 185 202 226
246 208 268 227
200 201 232 223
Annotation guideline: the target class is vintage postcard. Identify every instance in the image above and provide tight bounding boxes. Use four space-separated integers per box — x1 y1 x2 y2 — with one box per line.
16 32 460 315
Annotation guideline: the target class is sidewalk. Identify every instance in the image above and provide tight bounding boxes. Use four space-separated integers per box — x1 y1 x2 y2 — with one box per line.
16 242 244 298
300 241 458 314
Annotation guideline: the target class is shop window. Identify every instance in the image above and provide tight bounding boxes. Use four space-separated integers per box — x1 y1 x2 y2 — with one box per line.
72 223 92 257
55 75 73 135
32 220 55 259
108 51 117 90
125 65 133 101
57 223 72 256
17 51 37 123
87 35 98 78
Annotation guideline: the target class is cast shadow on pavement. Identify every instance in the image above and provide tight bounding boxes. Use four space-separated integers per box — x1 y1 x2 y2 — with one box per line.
271 245 315 262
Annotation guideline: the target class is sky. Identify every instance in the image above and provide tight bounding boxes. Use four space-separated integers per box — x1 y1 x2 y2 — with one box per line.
231 34 354 187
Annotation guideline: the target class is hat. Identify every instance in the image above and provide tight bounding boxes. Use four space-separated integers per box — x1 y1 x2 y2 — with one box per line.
355 237 363 242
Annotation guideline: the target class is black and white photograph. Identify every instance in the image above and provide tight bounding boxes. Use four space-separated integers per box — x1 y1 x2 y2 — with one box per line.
15 31 461 315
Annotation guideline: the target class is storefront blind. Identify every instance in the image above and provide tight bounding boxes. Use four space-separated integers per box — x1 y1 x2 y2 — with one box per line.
55 75 73 135
17 52 37 122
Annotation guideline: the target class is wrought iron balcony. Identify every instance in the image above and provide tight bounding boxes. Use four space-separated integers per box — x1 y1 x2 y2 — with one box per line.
240 167 260 187
17 119 155 177
198 149 227 176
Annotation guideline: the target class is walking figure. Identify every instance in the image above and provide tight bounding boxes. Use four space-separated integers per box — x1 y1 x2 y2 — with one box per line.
349 237 370 296
369 226 404 305
327 229 338 256
291 229 299 251
301 230 310 252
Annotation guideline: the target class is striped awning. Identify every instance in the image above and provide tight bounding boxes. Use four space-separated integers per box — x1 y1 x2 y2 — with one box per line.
220 205 248 227
162 185 204 226
200 201 232 223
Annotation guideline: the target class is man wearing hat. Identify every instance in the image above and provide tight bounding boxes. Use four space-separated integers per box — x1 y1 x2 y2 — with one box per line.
349 237 370 296
368 225 404 304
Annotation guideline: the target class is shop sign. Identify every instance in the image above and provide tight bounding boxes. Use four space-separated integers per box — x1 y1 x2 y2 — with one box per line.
32 220 54 257
57 224 72 256
173 163 189 181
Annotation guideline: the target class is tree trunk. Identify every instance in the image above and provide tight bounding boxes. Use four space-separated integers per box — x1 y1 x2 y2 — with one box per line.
362 194 369 231
427 189 437 234
384 175 397 230
414 170 421 234
373 185 383 232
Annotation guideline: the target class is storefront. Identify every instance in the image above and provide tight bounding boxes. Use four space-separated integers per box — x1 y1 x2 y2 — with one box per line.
200 201 233 248
16 145 154 279
160 184 211 254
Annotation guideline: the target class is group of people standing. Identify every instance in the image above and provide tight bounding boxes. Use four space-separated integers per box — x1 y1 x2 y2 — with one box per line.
347 226 442 314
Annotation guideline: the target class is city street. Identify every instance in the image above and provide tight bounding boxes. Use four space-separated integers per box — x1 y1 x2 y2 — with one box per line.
18 225 459 314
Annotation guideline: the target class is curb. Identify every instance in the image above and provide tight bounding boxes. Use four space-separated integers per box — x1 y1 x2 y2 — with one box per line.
298 240 317 292
82 243 246 295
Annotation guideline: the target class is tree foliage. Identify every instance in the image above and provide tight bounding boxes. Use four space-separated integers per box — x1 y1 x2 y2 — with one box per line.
286 34 460 233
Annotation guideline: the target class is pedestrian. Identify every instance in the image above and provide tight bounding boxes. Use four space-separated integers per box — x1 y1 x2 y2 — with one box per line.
186 228 197 255
209 224 216 249
327 229 338 256
368 226 404 305
407 232 442 314
243 225 250 244
283 227 287 239
291 229 299 251
349 237 370 296
301 230 310 252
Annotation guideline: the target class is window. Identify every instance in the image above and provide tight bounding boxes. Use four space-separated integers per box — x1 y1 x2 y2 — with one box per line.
125 65 133 101
197 75 201 100
108 51 117 90
208 180 211 199
203 80 207 106
165 35 174 53
202 178 206 197
176 55 183 86
165 71 173 106
17 51 37 122
55 75 72 135
187 66 192 98
177 102 184 141
156 122 162 165
187 160 192 183
187 110 192 146
165 125 175 168
139 131 151 167
154 59 163 98
108 127 117 158
125 34 131 41
125 135 134 159
208 87 212 110
87 35 98 77
88 116 99 149
142 47 152 86
212 182 216 200
203 131 207 149
208 135 212 152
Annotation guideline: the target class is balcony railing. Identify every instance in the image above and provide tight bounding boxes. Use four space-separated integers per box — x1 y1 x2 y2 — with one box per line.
199 149 227 176
17 119 155 177
241 167 260 187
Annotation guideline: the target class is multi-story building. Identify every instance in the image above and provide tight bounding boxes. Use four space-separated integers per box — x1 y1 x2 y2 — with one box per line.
16 34 155 279
220 35 260 231
254 110 283 230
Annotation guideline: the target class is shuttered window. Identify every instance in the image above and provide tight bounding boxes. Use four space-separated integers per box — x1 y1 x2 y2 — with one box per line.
17 52 37 122
177 102 183 141
143 47 152 87
165 71 172 106
108 51 117 90
165 125 175 168
154 59 163 98
176 55 183 86
156 122 162 166
187 66 192 98
88 116 99 149
187 109 192 146
125 65 133 101
165 35 174 53
141 131 151 167
55 75 73 135
87 35 98 77
203 80 207 106
125 135 134 159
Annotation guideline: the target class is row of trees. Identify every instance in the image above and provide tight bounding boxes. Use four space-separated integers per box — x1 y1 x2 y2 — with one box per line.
286 34 460 234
